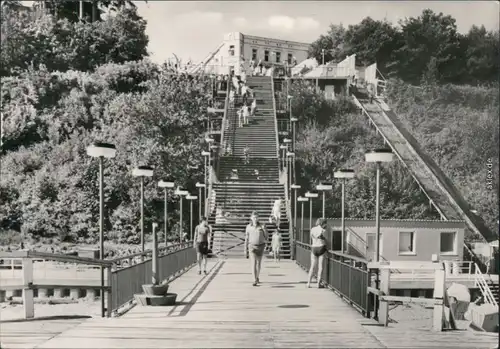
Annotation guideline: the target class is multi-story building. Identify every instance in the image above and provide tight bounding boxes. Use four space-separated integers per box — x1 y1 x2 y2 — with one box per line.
194 32 310 75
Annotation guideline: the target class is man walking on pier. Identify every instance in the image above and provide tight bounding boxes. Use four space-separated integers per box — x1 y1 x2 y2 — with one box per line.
194 217 211 275
245 211 268 286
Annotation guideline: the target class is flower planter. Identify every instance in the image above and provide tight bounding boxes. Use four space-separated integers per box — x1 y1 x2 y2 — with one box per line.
142 283 169 296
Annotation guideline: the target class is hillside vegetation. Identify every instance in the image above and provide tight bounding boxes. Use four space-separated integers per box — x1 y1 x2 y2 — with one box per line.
0 4 210 248
0 4 498 247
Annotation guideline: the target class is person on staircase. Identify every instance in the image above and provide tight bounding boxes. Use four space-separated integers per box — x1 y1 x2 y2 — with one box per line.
271 199 282 229
271 229 282 263
242 103 250 125
224 144 232 156
241 84 249 105
243 145 250 165
307 218 328 288
245 211 268 286
194 217 211 275
250 98 257 117
229 89 235 107
237 107 244 128
230 169 239 181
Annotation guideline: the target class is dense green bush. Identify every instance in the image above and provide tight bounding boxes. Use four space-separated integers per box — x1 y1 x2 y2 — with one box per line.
0 5 148 76
386 79 499 232
290 80 440 220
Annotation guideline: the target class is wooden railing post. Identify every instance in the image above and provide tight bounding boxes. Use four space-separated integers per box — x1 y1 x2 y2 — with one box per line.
432 266 446 331
22 258 34 319
379 267 390 326
107 266 112 318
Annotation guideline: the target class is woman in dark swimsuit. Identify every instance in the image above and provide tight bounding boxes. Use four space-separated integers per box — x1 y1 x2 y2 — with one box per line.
307 218 328 288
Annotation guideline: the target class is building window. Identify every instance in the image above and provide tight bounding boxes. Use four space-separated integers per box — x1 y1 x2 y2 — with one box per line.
264 50 269 62
275 52 281 63
287 53 292 64
398 232 415 254
252 48 257 60
229 45 235 56
440 232 457 254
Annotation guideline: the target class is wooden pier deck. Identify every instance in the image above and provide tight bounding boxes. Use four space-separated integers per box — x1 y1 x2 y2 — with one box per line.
1 259 497 348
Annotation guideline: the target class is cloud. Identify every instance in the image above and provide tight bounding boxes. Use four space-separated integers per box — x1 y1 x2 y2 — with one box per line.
268 16 296 31
296 17 320 31
267 15 320 32
174 11 223 25
232 16 248 27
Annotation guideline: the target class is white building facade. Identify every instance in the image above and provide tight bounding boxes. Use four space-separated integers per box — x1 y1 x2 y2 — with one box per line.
197 32 310 75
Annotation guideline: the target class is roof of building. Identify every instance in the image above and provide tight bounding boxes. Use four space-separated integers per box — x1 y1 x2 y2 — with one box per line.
242 33 310 47
323 217 466 224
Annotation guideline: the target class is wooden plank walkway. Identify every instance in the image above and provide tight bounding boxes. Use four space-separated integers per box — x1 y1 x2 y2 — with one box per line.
1 259 498 348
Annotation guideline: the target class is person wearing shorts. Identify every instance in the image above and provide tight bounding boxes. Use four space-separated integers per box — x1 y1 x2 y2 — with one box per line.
194 217 211 275
244 211 268 286
307 218 328 288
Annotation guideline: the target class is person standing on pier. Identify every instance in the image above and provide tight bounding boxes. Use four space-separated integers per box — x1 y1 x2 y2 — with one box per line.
245 211 268 286
194 217 211 275
307 218 328 288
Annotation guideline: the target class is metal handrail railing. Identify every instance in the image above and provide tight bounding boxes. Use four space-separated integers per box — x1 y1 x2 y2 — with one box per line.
270 75 280 161
474 266 498 307
351 95 448 221
295 241 371 316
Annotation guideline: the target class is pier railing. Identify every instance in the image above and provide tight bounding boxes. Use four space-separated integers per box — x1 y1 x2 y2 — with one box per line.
110 241 196 315
295 242 371 316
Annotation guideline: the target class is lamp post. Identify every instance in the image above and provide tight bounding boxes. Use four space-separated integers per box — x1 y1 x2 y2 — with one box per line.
279 144 288 170
286 152 295 196
297 196 309 243
195 182 206 220
305 191 319 231
287 95 293 135
186 195 198 240
132 166 154 253
334 169 355 253
316 183 333 219
290 184 301 255
174 188 189 243
86 142 116 318
202 151 210 199
158 180 175 245
365 149 393 262
290 117 298 152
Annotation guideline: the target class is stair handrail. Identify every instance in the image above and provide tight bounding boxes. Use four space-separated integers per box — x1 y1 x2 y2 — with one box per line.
188 42 224 75
474 266 498 307
206 76 230 218
218 73 231 161
352 94 448 221
345 227 399 273
270 75 281 162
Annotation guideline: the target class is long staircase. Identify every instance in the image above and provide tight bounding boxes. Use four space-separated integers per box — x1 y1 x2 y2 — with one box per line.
210 76 291 258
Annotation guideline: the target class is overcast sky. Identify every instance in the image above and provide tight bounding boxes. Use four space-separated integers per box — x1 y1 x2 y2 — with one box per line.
22 1 500 64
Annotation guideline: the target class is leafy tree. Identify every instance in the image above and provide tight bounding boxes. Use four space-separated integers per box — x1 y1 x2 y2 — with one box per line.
41 0 138 22
391 9 462 84
342 17 402 75
462 25 499 85
0 5 148 76
308 24 346 64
